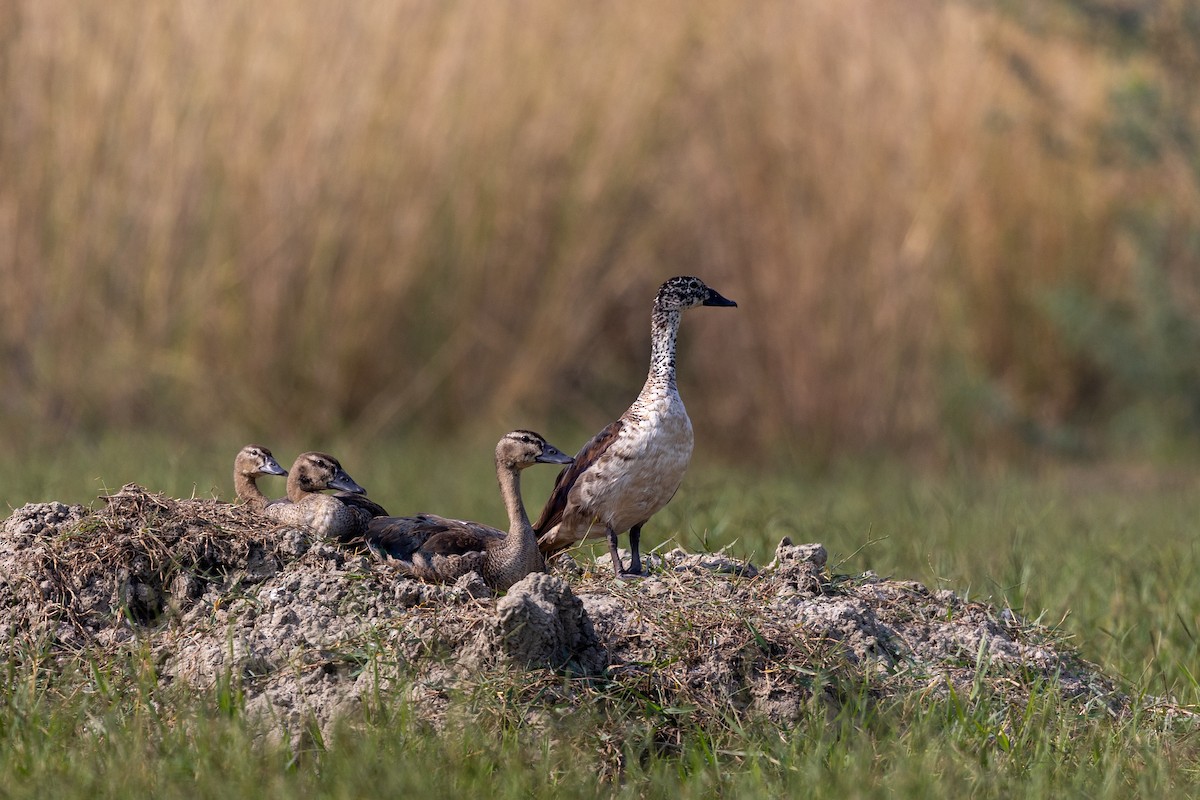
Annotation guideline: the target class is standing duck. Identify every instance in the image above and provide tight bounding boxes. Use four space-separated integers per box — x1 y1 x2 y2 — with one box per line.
366 430 572 592
232 444 288 511
535 276 736 576
264 451 381 541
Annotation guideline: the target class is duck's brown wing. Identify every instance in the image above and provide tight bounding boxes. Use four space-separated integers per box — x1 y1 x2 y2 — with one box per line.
334 492 389 518
365 514 498 560
420 525 503 556
532 419 623 537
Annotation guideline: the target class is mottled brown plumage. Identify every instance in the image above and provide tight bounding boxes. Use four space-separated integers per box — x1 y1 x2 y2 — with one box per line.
535 276 736 575
368 430 572 592
333 491 390 536
531 420 622 536
264 451 379 541
232 444 288 512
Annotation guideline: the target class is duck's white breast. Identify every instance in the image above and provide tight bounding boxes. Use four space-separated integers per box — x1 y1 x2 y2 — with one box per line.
576 389 694 532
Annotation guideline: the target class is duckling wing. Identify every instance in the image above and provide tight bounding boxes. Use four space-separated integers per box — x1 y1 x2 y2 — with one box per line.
334 492 389 518
420 525 503 557
532 419 624 537
365 514 499 560
333 493 390 541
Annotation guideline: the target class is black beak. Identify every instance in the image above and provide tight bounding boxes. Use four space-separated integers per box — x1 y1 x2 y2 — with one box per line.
328 469 366 494
536 445 574 465
262 457 288 477
703 287 737 307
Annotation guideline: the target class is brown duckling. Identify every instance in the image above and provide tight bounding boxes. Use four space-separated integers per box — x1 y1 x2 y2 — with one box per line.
366 430 572 592
232 444 288 512
535 276 736 576
264 451 381 541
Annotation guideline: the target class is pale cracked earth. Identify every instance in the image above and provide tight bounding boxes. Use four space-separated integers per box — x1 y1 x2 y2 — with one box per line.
0 485 1125 746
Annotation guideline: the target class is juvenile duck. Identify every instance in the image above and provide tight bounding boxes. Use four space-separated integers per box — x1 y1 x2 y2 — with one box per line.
232 444 288 511
535 276 736 576
366 430 572 592
264 451 378 541
332 489 390 532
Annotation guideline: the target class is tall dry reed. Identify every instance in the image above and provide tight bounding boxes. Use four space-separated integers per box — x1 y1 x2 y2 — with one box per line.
0 0 1195 459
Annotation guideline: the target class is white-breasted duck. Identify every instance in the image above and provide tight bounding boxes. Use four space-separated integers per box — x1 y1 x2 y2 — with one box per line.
264 451 384 541
366 430 572 592
232 444 288 512
535 276 736 576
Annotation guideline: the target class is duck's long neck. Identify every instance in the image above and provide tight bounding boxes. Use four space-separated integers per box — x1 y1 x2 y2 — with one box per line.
285 472 310 503
485 461 542 590
642 305 682 397
497 462 531 548
235 472 268 510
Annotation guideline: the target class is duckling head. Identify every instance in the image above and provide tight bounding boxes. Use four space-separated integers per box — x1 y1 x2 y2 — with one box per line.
495 430 574 471
289 451 367 495
654 276 737 312
234 444 288 479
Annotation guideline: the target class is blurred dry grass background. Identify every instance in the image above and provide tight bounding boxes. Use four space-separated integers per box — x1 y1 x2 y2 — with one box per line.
2 0 1200 461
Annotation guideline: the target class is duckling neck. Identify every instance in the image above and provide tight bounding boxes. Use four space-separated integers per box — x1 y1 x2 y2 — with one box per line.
234 472 269 510
285 472 310 503
643 306 682 396
497 463 532 545
487 462 544 588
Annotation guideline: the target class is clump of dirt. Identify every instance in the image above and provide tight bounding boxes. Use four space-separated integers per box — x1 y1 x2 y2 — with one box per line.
0 485 1127 746
0 487 303 649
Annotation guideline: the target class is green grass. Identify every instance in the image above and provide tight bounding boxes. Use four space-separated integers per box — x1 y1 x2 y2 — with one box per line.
1 651 1197 798
2 434 1200 795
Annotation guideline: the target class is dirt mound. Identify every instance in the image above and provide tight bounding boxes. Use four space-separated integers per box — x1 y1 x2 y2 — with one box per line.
0 486 1125 745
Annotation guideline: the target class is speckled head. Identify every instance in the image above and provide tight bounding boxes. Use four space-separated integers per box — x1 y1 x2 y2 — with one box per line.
235 444 287 478
496 430 574 470
653 276 737 312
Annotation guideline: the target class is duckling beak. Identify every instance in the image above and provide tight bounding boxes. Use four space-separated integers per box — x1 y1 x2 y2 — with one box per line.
261 458 288 477
327 469 366 494
536 445 574 465
702 287 737 308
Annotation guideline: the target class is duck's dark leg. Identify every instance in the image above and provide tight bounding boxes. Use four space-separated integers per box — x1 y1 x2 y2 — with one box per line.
627 524 644 575
606 526 626 575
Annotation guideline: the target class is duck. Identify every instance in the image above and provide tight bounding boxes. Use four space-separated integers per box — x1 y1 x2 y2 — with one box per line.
365 430 573 592
535 276 736 576
232 444 288 511
264 451 383 541
331 488 390 534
